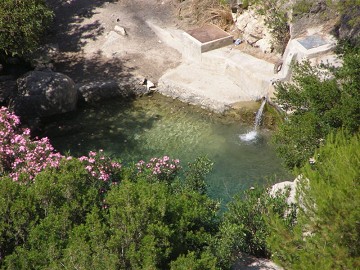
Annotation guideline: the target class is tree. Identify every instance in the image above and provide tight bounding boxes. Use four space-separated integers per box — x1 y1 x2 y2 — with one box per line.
214 187 296 269
0 0 53 57
273 43 360 169
267 131 360 270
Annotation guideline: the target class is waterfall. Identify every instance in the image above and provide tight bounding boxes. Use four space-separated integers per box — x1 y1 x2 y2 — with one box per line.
239 98 266 142
254 98 266 129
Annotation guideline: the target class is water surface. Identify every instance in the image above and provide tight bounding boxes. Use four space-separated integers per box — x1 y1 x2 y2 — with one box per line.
42 94 291 204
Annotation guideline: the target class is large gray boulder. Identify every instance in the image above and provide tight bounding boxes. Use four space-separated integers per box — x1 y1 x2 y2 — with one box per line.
14 71 77 117
77 80 131 103
77 77 151 103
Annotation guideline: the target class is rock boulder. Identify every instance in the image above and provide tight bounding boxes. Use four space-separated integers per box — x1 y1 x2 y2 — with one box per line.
77 80 131 103
14 71 77 118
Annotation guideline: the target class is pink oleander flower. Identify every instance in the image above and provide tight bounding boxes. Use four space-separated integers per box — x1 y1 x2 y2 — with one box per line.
0 107 64 182
136 156 181 181
0 107 124 211
78 150 122 183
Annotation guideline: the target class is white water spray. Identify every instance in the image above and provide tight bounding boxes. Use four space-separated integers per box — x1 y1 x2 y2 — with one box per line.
239 98 267 142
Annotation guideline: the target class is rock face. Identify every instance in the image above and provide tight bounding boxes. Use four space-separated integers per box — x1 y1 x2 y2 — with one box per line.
235 9 273 53
335 7 360 46
270 176 302 206
77 80 131 103
14 71 77 118
114 25 127 36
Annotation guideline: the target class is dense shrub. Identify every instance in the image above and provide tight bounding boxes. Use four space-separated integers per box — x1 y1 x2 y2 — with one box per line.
213 186 296 268
267 131 360 269
0 0 53 57
273 43 360 169
0 155 220 269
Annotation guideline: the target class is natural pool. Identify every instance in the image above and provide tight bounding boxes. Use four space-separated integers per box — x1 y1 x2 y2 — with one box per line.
41 94 291 205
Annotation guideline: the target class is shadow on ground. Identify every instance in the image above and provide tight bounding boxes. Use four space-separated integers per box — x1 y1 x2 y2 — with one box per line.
46 0 119 52
53 50 135 83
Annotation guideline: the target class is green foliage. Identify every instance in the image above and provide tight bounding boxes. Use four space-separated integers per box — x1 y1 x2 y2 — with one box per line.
185 156 213 194
170 250 218 270
267 131 360 270
273 44 360 169
0 0 53 56
292 0 313 17
0 157 219 269
214 187 296 268
0 178 37 262
250 0 290 53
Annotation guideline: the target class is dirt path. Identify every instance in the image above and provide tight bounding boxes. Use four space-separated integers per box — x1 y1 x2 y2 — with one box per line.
46 0 186 83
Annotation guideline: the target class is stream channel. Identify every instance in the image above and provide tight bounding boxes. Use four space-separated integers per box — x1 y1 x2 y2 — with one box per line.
41 93 291 206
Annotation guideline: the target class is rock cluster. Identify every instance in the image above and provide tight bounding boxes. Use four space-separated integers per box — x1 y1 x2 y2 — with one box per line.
77 80 130 103
0 42 153 120
234 9 273 53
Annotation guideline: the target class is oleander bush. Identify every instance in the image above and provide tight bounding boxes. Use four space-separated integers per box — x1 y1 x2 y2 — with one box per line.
0 106 219 269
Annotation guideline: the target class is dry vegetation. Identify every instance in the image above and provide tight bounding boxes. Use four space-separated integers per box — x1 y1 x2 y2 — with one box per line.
176 0 233 30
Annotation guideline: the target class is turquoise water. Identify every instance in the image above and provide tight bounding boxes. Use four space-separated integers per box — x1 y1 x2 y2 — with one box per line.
41 94 291 204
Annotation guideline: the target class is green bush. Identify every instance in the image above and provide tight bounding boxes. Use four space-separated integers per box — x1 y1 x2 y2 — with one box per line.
0 0 53 56
0 157 220 269
214 186 296 268
267 131 360 269
273 43 360 169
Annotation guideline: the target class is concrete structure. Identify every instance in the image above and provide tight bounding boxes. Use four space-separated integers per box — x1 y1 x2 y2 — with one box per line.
182 24 234 61
277 32 337 81
159 48 275 112
147 21 339 113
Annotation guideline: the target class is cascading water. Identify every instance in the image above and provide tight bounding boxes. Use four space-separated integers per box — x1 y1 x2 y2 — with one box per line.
239 98 267 142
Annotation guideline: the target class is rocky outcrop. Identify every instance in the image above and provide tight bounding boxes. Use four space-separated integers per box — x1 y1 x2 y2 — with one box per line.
270 179 298 205
270 176 307 209
14 71 77 118
235 9 273 53
77 76 152 103
77 80 130 103
335 6 360 46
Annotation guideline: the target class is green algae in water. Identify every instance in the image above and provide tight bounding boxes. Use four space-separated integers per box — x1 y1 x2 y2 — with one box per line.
41 94 291 204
